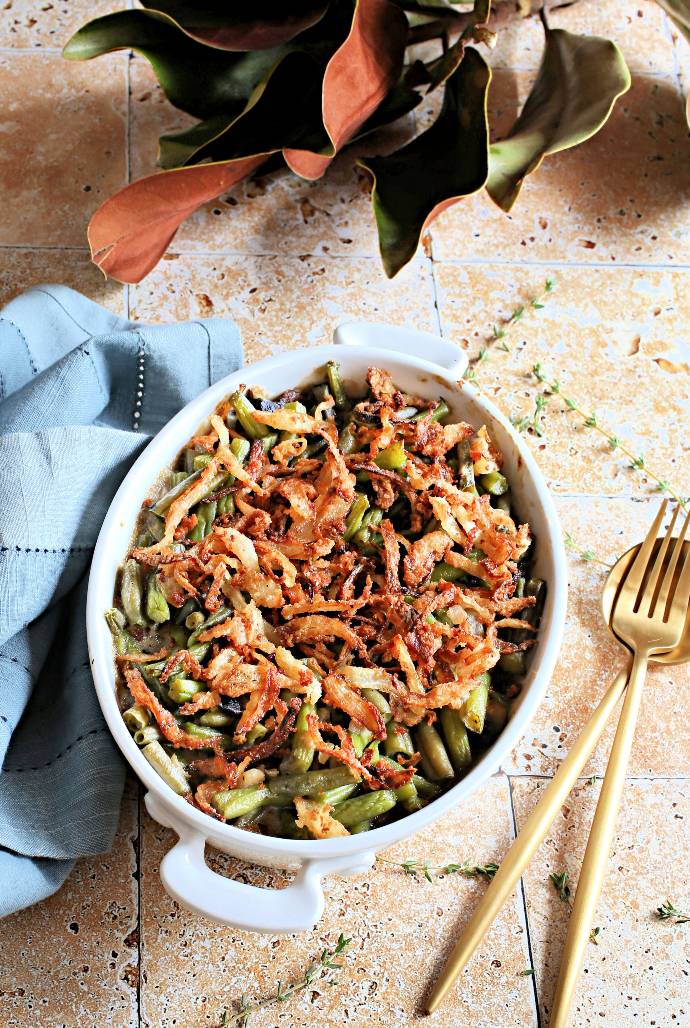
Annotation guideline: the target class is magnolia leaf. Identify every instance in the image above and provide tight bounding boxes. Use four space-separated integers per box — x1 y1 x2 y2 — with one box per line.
159 52 327 168
88 156 270 284
284 0 408 180
359 46 490 277
63 10 285 119
87 50 336 283
656 0 690 44
487 27 631 211
140 0 329 51
420 35 465 91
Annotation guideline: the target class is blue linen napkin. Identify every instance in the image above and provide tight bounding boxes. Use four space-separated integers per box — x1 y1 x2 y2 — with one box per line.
0 284 242 917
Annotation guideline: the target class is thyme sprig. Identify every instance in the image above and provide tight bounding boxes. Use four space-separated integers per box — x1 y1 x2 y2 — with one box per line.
531 363 689 511
655 900 690 924
377 855 499 882
564 531 613 570
464 278 555 380
219 934 352 1027
549 870 571 903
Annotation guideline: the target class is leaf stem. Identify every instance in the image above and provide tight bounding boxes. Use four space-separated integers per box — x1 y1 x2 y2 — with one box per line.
376 855 498 881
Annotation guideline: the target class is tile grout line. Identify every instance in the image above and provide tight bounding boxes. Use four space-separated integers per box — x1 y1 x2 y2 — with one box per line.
507 775 543 1028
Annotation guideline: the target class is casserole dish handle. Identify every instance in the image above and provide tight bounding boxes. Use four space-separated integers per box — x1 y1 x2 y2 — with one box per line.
333 320 468 378
147 793 375 933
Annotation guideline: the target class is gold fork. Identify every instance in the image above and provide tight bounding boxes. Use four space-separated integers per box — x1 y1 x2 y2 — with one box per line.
549 501 690 1028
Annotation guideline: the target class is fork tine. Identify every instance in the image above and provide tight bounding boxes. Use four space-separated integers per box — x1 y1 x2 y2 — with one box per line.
644 505 679 617
618 500 667 609
660 508 690 622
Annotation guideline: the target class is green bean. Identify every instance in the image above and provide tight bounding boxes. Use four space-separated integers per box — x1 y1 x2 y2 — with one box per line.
403 795 426 812
411 774 441 799
498 651 527 676
151 469 201 515
483 691 508 738
333 789 397 827
146 573 170 624
494 491 511 514
344 492 369 541
168 677 201 704
120 559 146 626
230 435 251 466
461 674 490 734
192 454 213 471
231 390 271 439
374 441 407 471
457 438 476 493
315 783 359 806
134 725 160 746
350 727 374 758
105 608 136 655
338 422 359 455
311 382 331 405
304 438 327 458
384 722 415 758
260 432 279 453
217 492 235 516
123 704 150 732
187 604 231 646
350 819 373 834
393 781 417 803
281 702 316 774
440 707 472 770
245 723 268 744
198 708 235 729
430 562 467 584
182 722 231 744
267 766 357 799
213 785 270 820
174 598 197 625
415 722 454 780
411 398 450 423
189 499 217 541
142 741 189 795
326 360 348 409
479 471 509 496
362 688 392 719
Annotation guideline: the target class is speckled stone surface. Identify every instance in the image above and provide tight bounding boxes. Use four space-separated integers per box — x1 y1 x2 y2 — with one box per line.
1 1 690 1026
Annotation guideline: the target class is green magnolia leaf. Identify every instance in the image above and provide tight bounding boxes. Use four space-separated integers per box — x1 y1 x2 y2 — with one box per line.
140 0 329 51
359 46 490 277
63 10 287 119
159 52 327 168
487 27 631 211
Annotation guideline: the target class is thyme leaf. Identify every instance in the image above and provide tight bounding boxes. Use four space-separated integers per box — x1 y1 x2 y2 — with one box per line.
377 855 499 881
655 900 690 924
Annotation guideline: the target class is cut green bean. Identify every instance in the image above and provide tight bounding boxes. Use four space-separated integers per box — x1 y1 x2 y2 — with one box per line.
350 727 374 758
411 398 450 423
374 441 407 470
338 422 359 455
344 492 369 541
261 432 279 453
393 781 417 803
231 390 271 439
146 573 170 624
267 767 356 799
326 360 348 409
281 702 316 774
461 674 490 734
134 725 161 746
198 708 235 729
415 722 454 780
350 819 373 834
213 785 270 820
333 789 397 827
411 774 441 799
315 783 358 806
498 651 527 676
479 471 509 496
187 604 231 646
362 688 392 719
168 677 201 704
142 741 190 795
483 691 508 738
440 707 473 770
105 608 136 655
151 469 201 516
123 704 150 732
430 562 467 584
384 722 415 758
121 559 145 626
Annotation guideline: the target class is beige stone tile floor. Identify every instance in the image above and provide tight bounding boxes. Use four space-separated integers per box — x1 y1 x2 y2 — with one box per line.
1 1 690 1026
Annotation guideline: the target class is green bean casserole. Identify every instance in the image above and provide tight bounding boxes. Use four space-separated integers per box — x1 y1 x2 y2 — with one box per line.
107 363 544 839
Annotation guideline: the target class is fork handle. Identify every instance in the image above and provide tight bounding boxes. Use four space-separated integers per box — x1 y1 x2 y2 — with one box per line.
550 648 649 1028
425 665 629 1015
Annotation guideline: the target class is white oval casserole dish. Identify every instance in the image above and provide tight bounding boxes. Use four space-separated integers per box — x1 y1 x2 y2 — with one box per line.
87 321 567 934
